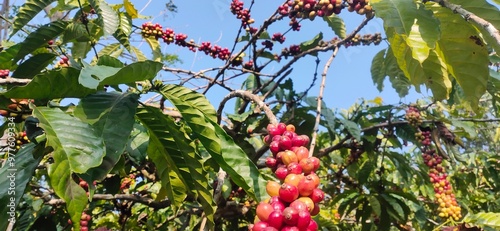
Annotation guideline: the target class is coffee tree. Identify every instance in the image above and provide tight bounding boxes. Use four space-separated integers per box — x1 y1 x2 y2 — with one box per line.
1 0 500 230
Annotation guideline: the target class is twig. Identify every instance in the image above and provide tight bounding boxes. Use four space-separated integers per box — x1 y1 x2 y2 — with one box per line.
45 194 171 209
77 0 99 59
431 0 500 48
0 77 31 85
202 10 282 94
217 90 278 125
309 47 339 157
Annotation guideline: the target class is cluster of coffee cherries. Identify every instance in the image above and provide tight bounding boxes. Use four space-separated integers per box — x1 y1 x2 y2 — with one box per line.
249 123 321 231
0 98 32 122
55 56 69 68
423 149 462 220
346 0 373 16
405 105 423 127
120 174 136 191
140 23 241 65
0 69 9 78
230 0 255 26
80 211 92 231
347 33 382 46
140 22 165 40
415 130 431 146
14 131 30 151
279 0 343 21
406 106 462 221
78 178 96 196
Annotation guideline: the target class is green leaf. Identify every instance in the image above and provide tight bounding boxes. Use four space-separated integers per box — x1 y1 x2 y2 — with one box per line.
99 60 163 86
380 194 405 221
371 49 387 92
300 32 323 53
113 13 132 51
72 42 92 60
73 92 139 181
357 160 374 185
136 107 189 211
464 212 500 230
12 53 57 79
429 3 490 109
97 43 122 58
145 37 162 62
159 84 267 201
125 123 149 165
2 68 96 99
96 55 124 68
90 0 119 35
10 0 56 36
33 106 106 173
209 121 268 202
124 0 143 19
131 46 148 62
48 142 88 231
371 0 440 63
0 143 42 231
339 119 361 141
0 44 21 69
153 108 216 229
323 14 346 39
448 0 500 36
63 22 89 43
14 21 69 62
385 47 411 97
368 195 382 217
78 62 121 89
421 49 452 100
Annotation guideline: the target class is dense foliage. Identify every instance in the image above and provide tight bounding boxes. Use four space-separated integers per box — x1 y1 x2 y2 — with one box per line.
1 0 500 230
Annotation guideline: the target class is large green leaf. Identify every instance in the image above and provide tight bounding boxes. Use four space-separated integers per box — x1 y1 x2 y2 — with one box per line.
2 68 96 99
429 3 490 109
33 106 106 173
14 21 69 62
71 41 93 60
387 28 451 100
209 120 268 202
125 123 149 165
448 0 500 33
89 0 119 36
113 13 132 51
149 106 216 229
97 43 122 58
63 22 89 43
12 53 57 79
10 0 56 36
73 92 139 181
371 0 440 63
78 62 121 89
0 44 21 69
159 84 267 201
385 47 411 97
0 143 42 231
464 212 500 230
47 142 88 231
447 0 500 54
145 37 162 62
136 107 189 211
99 60 163 86
371 49 387 92
323 14 346 39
